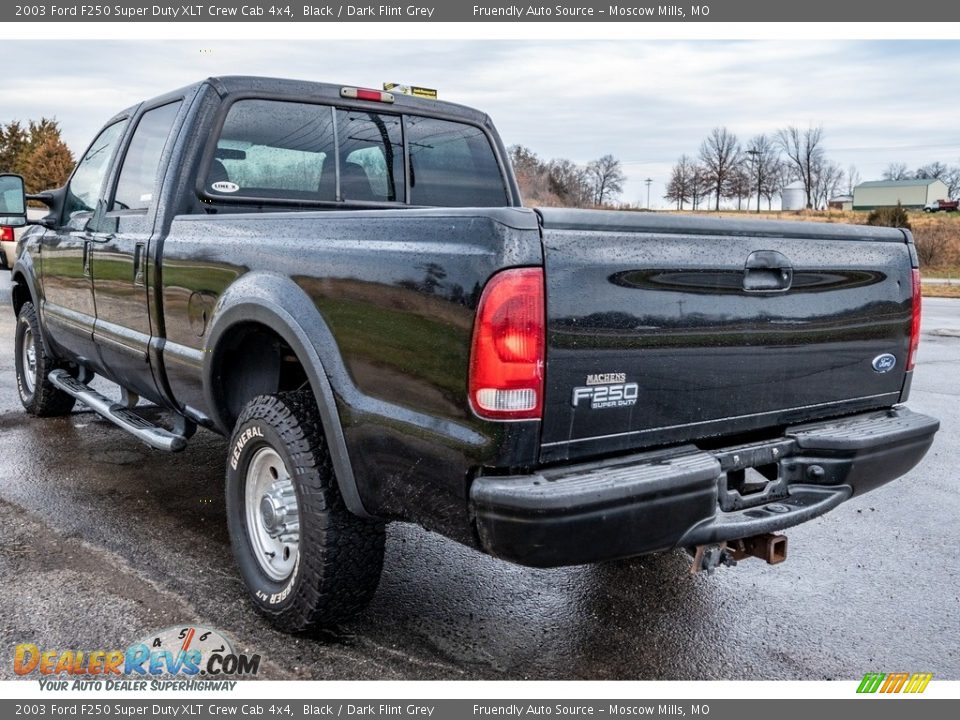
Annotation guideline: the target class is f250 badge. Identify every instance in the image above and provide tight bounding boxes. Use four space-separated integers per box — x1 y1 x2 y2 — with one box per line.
572 373 639 410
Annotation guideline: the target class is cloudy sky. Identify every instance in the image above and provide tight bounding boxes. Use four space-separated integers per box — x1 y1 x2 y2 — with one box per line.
3 39 958 206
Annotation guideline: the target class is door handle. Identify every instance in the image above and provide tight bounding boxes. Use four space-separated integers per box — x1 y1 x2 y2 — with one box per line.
133 242 146 286
743 250 793 292
86 231 115 244
82 240 92 277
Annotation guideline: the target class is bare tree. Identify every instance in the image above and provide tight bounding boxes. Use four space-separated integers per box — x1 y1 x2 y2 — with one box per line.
813 159 845 209
664 154 694 210
775 125 825 209
699 127 741 211
745 134 781 212
724 159 752 210
945 165 960 198
547 158 590 207
585 154 626 206
882 162 912 181
508 145 549 204
690 163 709 210
846 164 861 195
915 161 949 180
762 161 788 211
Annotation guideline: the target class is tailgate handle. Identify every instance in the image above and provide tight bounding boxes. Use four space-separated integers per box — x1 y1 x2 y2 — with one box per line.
744 250 793 292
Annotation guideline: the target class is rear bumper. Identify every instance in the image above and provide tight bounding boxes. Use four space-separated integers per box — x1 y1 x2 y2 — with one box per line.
469 406 939 568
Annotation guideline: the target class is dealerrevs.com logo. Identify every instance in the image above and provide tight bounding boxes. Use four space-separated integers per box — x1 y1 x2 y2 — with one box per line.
13 626 260 691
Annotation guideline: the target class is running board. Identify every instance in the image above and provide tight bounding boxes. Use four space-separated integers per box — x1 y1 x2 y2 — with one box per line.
48 369 188 452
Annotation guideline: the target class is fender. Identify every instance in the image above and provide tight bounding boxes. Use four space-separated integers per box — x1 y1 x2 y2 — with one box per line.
11 252 51 347
203 271 373 518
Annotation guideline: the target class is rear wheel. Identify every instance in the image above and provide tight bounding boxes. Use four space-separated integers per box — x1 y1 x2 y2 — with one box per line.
225 391 385 632
15 302 77 417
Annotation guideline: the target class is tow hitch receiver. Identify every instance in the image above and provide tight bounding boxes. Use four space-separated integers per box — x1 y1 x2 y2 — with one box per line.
690 533 788 574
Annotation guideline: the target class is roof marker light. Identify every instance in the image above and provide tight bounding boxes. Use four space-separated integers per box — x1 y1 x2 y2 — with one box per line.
340 87 395 104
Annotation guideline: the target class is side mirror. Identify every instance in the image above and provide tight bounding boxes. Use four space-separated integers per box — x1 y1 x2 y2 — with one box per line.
0 173 27 228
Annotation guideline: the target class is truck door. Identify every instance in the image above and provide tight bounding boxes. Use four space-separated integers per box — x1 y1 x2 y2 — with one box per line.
39 119 127 363
90 100 182 401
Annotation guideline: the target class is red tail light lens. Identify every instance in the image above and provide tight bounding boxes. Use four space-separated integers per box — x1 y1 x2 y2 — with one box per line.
908 268 921 371
0 227 13 242
469 267 545 420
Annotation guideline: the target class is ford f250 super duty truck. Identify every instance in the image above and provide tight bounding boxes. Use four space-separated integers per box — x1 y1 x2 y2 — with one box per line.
0 77 939 632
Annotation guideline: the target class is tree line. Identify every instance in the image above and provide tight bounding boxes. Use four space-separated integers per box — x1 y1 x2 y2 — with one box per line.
665 125 857 212
509 145 626 207
881 161 960 197
668 125 960 212
0 119 75 195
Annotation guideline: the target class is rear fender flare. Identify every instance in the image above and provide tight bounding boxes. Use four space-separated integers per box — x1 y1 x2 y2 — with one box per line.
203 272 372 518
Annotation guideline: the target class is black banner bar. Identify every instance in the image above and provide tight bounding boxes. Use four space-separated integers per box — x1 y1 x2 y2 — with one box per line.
1 700 959 720
4 1 960 23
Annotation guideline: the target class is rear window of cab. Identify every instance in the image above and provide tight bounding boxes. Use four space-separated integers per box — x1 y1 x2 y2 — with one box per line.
205 99 509 208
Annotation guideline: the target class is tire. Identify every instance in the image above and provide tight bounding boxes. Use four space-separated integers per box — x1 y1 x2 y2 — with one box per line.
225 391 385 632
15 302 77 417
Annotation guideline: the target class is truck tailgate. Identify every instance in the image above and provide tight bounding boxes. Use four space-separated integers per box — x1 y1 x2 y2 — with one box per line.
537 209 915 463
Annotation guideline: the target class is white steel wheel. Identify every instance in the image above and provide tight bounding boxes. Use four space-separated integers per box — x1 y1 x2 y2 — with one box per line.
244 446 301 582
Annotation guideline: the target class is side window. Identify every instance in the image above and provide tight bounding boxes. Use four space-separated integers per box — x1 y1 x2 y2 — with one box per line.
336 109 404 203
406 116 508 207
112 101 182 211
206 100 335 200
64 121 127 219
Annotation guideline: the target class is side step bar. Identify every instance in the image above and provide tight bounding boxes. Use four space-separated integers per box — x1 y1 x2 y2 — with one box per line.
48 369 188 452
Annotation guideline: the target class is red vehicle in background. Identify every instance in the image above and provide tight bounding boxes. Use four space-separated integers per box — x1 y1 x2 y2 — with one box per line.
0 225 16 269
924 199 959 212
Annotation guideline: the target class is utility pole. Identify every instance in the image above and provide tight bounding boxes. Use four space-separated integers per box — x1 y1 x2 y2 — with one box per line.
746 148 761 213
645 177 653 209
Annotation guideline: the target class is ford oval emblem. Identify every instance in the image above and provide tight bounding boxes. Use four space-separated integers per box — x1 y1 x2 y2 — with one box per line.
872 353 897 373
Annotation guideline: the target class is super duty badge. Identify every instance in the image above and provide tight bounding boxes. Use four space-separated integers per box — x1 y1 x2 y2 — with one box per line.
572 373 639 410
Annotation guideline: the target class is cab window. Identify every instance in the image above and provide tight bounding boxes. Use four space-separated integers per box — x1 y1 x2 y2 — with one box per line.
406 115 507 207
335 109 404 203
206 100 336 201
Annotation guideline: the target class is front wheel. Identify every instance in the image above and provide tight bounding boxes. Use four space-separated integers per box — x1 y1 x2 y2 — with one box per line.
225 391 385 632
15 302 77 417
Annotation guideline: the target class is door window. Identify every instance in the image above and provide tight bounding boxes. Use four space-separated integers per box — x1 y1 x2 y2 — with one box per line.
64 121 127 219
112 101 182 211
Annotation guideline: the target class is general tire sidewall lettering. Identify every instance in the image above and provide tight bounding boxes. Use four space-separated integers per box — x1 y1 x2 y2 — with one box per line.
226 418 303 611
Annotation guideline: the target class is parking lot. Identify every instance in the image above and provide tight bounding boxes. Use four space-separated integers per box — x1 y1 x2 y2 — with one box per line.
0 270 957 681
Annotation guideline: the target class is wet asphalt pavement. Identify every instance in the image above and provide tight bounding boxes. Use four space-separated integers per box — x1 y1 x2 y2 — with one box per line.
0 271 957 681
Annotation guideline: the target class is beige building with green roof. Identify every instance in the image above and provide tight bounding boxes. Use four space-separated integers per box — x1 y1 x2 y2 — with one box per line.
852 178 949 210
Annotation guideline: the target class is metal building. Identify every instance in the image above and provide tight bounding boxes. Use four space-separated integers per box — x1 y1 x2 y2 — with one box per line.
781 181 806 210
853 179 949 210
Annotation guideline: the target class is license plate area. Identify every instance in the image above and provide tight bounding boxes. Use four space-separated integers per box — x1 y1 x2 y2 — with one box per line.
711 439 795 512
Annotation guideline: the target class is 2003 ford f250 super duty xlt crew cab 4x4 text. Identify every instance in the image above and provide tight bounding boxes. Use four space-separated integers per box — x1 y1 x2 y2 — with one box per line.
0 77 939 632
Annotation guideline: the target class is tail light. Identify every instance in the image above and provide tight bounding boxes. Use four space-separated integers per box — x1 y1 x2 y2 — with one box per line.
469 267 545 420
907 268 921 371
0 227 13 242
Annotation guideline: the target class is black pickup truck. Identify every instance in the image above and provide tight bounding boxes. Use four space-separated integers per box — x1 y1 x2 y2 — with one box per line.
0 77 939 632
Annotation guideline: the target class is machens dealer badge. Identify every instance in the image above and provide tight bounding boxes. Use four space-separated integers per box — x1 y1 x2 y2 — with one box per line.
571 373 639 410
